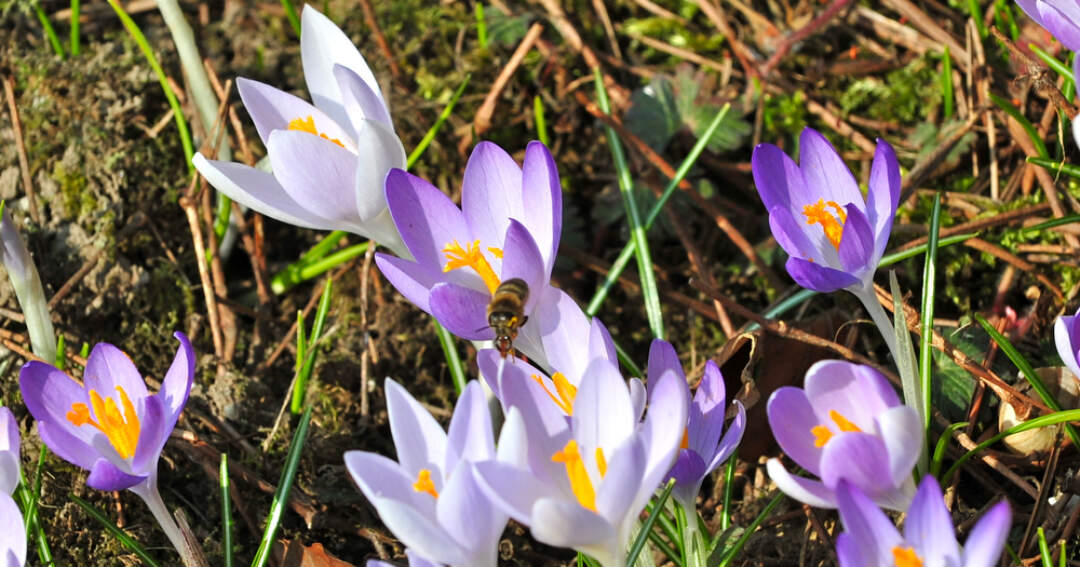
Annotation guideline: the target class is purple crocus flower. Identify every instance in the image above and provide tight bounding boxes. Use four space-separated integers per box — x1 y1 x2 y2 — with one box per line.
766 360 921 511
1016 0 1080 79
836 476 1011 567
0 407 25 567
647 341 746 512
344 379 511 567
193 6 408 256
374 140 561 361
751 128 900 296
1055 306 1080 380
475 356 688 567
367 550 443 567
19 333 201 563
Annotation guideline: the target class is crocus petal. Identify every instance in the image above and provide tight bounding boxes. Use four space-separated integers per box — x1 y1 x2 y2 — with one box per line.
520 141 561 273
384 168 469 269
20 361 99 469
235 78 352 149
429 283 492 341
595 437 647 525
474 460 559 526
820 433 910 510
533 287 592 378
266 130 362 229
836 204 874 276
374 254 441 314
835 533 863 567
629 378 646 423
1018 0 1080 50
0 408 18 495
875 405 922 489
352 119 406 222
589 317 617 366
436 465 502 566
86 458 144 491
0 493 25 566
192 155 338 231
334 64 394 132
835 479 903 565
129 395 168 474
766 387 824 475
647 339 684 394
461 141 523 249
785 256 860 292
768 205 822 262
904 476 960 565
385 379 448 479
961 500 1011 567
1054 309 1080 380
669 449 707 486
798 128 863 210
370 496 470 567
445 382 495 471
345 451 434 513
804 360 899 433
405 549 444 567
634 366 690 515
530 498 616 551
752 143 811 212
156 332 194 438
866 139 900 258
499 219 546 314
300 5 385 132
495 407 530 468
573 358 634 454
83 342 150 403
707 401 746 474
688 360 727 458
765 458 836 508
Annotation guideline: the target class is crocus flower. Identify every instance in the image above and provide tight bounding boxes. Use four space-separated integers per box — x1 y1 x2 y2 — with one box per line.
374 140 562 362
647 341 745 512
344 379 511 567
766 360 920 511
193 6 408 257
0 205 55 363
367 550 443 567
475 355 688 567
1055 306 1080 380
751 128 899 296
836 475 1011 567
19 333 200 564
0 407 25 567
1016 0 1080 79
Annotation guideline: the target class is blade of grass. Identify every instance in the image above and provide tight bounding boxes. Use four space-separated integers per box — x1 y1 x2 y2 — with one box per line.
251 403 313 567
919 194 942 434
647 530 683 567
1038 527 1053 567
268 231 348 294
1019 212 1080 234
968 0 987 38
989 93 1048 159
280 0 301 36
613 339 645 381
717 491 785 566
1029 43 1075 84
1027 156 1080 180
70 0 80 55
929 421 968 479
534 95 550 146
220 454 233 567
475 3 488 49
71 494 161 567
105 0 194 172
271 241 369 294
585 103 732 318
942 408 1080 483
891 271 926 474
33 1 65 58
721 455 737 531
291 279 333 413
626 479 675 567
406 74 472 169
54 334 65 369
941 46 954 119
975 314 1080 447
435 321 467 395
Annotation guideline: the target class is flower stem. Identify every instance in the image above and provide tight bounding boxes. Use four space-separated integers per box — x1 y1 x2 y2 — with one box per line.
850 284 899 365
131 476 205 567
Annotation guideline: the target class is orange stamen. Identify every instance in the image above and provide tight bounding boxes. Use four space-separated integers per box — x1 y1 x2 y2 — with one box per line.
811 410 862 449
531 372 576 415
412 469 439 498
442 239 501 294
66 386 141 460
287 115 345 148
892 546 923 567
552 440 596 511
802 199 848 250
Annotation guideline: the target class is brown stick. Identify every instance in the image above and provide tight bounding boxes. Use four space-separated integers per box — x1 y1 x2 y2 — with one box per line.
3 76 41 225
963 237 1064 299
760 0 854 77
180 178 224 360
358 0 402 80
474 23 544 135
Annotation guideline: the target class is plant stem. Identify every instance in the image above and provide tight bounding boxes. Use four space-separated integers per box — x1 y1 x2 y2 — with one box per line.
131 476 203 567
851 283 899 364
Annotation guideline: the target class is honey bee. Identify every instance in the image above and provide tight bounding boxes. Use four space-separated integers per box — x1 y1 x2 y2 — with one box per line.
487 278 529 358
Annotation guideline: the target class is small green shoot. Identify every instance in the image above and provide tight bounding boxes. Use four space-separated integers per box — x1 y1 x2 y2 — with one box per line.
291 279 333 414
251 403 313 567
70 0 80 55
920 194 942 433
71 494 160 567
406 74 472 170
33 1 65 58
930 421 968 479
626 478 675 567
220 454 233 567
475 3 488 49
281 0 301 37
988 93 1048 159
534 94 550 147
941 47 954 119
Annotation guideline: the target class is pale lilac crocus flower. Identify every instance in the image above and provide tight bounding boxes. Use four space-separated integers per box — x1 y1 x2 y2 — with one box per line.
19 333 200 564
0 205 55 363
374 141 562 362
1013 1 1080 149
1054 306 1080 379
836 475 1011 567
0 407 25 567
752 128 901 358
647 341 745 513
367 550 442 567
193 6 408 256
475 356 688 567
344 379 514 567
766 360 921 511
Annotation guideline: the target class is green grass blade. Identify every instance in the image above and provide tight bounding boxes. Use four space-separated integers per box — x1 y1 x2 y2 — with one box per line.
626 479 675 567
585 103 732 318
220 454 233 567
613 339 645 381
943 407 1080 482
919 194 942 433
1027 156 1080 180
930 421 968 479
718 491 785 566
406 74 472 170
71 494 161 567
292 279 333 413
295 310 306 372
975 313 1080 447
721 455 737 531
105 0 194 172
941 47 954 119
251 404 313 567
989 93 1048 159
70 0 80 55
879 233 978 266
271 241 369 295
891 271 926 474
534 95 550 146
475 3 488 49
968 0 987 38
280 0 301 36
1038 527 1053 567
434 321 467 395
1019 212 1080 234
593 70 663 338
1029 43 1075 83
33 1 65 58
54 334 65 369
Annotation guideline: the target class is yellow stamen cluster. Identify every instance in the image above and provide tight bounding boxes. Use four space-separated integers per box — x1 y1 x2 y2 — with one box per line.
442 240 501 294
810 410 862 448
892 546 923 567
287 115 345 148
66 386 141 460
412 469 439 499
531 372 577 415
552 440 607 512
802 199 848 250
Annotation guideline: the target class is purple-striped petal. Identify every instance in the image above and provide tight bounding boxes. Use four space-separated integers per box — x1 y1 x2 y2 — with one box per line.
837 204 874 275
835 479 902 565
129 395 167 474
669 449 707 486
798 128 863 210
0 492 25 566
961 500 1011 567
785 256 860 292
0 408 18 495
876 405 922 488
804 360 899 433
499 219 545 314
647 339 684 395
300 5 384 132
752 143 811 212
520 141 561 273
374 254 441 314
904 476 960 565
334 64 394 132
461 142 524 251
634 366 690 515
83 342 149 403
385 379 447 480
820 433 904 508
766 386 824 475
866 139 900 258
1054 308 1080 380
156 332 194 439
835 533 862 567
236 78 352 149
534 287 592 380
266 130 361 228
436 465 502 564
445 382 494 471
20 361 98 469
474 460 558 526
429 283 491 341
370 496 470 566
688 360 727 459
573 358 634 453
707 401 746 474
767 205 821 262
1018 0 1080 50
530 498 616 551
384 168 469 270
345 451 434 513
766 459 836 508
86 459 144 491
595 437 647 524
352 119 406 222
